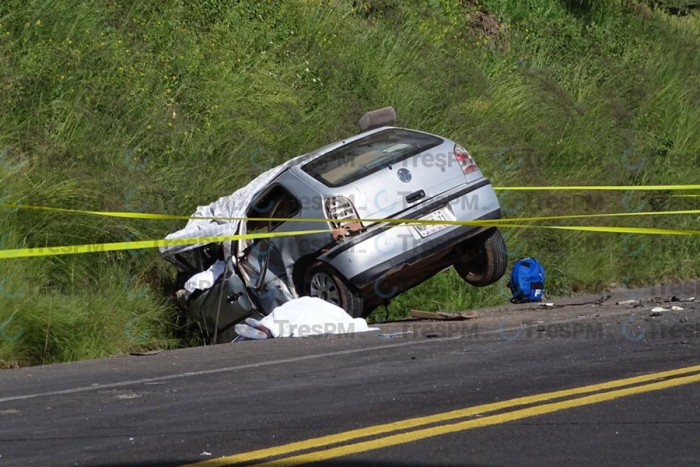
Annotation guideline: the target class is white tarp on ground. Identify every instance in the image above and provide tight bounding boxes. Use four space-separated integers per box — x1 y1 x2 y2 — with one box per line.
235 297 378 339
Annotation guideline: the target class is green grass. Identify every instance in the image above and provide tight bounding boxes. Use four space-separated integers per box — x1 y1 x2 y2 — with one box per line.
1 0 700 365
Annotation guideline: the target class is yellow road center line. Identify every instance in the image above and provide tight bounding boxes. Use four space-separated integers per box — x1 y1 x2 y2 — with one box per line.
180 364 700 467
251 371 700 467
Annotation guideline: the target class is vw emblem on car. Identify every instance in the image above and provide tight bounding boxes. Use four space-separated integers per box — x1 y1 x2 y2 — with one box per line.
397 168 412 183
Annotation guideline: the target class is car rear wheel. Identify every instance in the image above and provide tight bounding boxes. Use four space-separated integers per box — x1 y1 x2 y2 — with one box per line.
304 263 365 318
454 228 507 287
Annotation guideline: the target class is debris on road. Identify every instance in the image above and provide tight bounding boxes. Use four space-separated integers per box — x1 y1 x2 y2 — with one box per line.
557 295 612 308
616 299 640 306
594 294 613 305
650 305 684 317
377 330 414 339
409 310 478 321
671 296 696 302
129 350 163 357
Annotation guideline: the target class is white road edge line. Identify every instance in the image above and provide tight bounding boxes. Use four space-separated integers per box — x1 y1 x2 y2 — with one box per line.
0 308 640 404
0 335 463 404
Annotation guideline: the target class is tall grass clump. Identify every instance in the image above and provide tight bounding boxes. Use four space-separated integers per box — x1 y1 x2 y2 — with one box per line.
1 0 699 362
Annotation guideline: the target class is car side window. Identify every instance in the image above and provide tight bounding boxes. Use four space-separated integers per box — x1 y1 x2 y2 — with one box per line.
247 185 301 233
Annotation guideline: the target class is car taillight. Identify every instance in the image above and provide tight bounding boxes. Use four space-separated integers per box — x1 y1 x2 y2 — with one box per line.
454 144 478 175
324 196 364 241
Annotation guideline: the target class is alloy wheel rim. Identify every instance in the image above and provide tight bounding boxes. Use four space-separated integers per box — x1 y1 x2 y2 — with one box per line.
309 272 340 305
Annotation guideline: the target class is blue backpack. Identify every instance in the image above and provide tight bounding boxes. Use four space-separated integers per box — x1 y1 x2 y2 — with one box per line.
507 258 545 303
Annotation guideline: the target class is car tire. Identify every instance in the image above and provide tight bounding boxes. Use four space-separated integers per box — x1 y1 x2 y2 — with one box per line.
454 228 507 287
304 262 365 318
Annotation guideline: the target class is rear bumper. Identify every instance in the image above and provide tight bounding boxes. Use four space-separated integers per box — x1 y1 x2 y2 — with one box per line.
348 209 501 286
319 178 502 288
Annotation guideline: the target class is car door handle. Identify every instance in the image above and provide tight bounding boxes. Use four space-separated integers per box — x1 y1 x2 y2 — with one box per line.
405 190 425 204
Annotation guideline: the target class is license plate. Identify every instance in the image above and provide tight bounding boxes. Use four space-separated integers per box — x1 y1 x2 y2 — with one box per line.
413 210 449 238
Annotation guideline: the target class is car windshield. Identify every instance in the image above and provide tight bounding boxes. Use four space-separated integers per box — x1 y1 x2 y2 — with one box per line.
301 128 442 187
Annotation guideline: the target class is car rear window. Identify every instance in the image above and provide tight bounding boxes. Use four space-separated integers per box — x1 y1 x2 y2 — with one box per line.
301 129 443 187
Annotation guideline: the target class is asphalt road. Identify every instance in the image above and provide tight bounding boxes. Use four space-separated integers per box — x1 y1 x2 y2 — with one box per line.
1 281 700 466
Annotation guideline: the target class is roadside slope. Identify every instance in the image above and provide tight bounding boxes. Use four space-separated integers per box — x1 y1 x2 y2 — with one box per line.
0 0 699 365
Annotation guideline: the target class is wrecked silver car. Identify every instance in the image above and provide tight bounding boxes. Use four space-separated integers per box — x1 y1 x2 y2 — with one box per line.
161 108 506 343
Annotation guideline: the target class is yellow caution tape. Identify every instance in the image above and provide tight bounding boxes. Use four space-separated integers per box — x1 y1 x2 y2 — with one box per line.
341 209 700 227
0 229 331 260
1 188 700 259
2 223 700 260
441 209 700 226
494 185 700 191
3 203 700 226
486 224 700 236
2 203 197 221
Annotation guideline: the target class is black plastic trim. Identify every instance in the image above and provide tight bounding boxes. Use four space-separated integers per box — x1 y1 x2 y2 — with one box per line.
348 209 502 286
327 178 492 259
